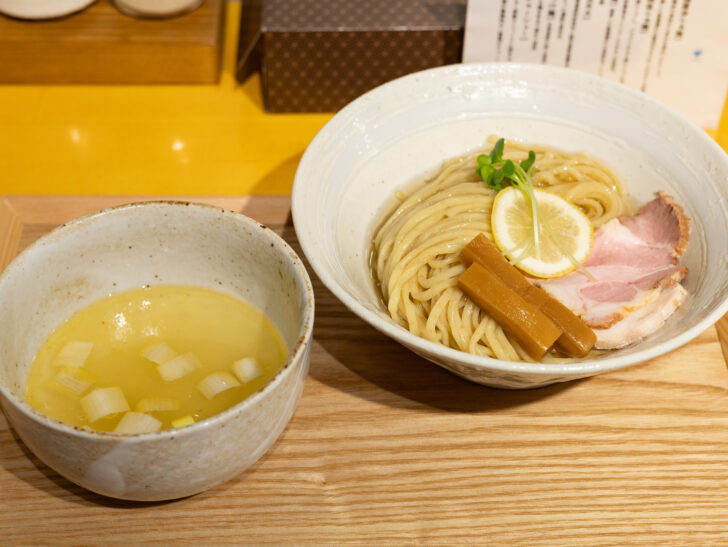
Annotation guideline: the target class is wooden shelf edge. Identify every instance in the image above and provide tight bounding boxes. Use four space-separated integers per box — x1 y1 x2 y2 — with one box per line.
0 199 22 272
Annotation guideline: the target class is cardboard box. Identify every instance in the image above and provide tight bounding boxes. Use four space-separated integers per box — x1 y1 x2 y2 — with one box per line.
237 0 466 113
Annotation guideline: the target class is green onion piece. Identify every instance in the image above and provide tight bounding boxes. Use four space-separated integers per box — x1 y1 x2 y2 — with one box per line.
55 341 94 368
136 397 181 413
50 367 96 396
157 353 200 382
232 357 262 384
171 415 195 428
196 372 240 400
81 387 130 422
114 412 162 434
142 341 177 365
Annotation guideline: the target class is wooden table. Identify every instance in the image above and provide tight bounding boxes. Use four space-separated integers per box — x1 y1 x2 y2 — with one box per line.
2 195 728 544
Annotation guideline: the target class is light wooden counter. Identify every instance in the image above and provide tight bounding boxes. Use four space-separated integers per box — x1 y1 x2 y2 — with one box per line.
1 195 728 544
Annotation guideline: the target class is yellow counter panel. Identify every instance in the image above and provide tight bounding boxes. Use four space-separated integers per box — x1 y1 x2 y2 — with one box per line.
0 2 725 195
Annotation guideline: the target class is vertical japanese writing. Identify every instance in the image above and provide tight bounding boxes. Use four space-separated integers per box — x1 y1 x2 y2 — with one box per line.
558 0 568 38
462 0 725 128
620 0 642 82
565 0 582 66
657 0 679 74
542 0 558 62
675 0 691 38
520 0 534 41
642 0 655 31
584 0 594 18
610 0 630 72
496 0 508 60
599 0 618 75
507 1 519 60
542 18 552 61
641 0 666 90
532 0 544 50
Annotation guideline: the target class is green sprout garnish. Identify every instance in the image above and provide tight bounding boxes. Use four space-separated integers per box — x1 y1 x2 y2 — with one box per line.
476 138 536 191
476 138 593 278
476 138 541 262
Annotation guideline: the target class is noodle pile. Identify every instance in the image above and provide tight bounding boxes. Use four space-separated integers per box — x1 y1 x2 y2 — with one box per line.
372 138 626 362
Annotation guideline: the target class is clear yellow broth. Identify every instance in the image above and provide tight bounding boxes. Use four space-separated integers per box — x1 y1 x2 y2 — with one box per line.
25 285 288 432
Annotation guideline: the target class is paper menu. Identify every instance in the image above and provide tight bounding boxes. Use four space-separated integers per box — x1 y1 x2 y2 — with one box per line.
462 0 727 128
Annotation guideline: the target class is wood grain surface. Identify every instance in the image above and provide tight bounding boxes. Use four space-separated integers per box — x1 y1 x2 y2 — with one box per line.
0 0 224 84
1 195 728 545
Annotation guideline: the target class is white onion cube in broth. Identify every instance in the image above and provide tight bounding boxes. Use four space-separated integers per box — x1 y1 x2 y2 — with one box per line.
171 415 195 428
50 367 96 396
80 387 130 422
196 372 240 400
232 357 263 383
136 397 181 413
142 341 177 364
114 412 163 434
157 353 200 382
55 341 94 368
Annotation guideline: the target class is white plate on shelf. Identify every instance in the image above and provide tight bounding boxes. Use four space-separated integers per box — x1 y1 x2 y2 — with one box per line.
0 0 95 20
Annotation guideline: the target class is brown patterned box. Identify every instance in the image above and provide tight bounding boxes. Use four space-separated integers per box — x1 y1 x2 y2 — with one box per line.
237 0 466 113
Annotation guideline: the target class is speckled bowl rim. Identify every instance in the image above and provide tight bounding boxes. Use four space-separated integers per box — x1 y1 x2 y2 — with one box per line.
0 200 315 440
292 61 728 380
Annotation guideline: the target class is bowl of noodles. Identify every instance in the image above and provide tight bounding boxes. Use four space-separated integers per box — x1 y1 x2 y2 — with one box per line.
292 63 728 389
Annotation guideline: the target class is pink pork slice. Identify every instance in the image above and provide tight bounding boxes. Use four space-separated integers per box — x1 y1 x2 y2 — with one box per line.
537 191 691 350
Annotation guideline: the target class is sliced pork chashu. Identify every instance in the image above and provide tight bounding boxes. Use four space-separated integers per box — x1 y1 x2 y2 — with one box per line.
537 192 691 350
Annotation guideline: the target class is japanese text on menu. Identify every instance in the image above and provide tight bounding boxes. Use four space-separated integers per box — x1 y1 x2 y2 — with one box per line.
463 0 727 127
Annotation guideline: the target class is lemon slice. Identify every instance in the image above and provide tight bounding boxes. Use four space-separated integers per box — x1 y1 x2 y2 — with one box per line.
490 187 593 278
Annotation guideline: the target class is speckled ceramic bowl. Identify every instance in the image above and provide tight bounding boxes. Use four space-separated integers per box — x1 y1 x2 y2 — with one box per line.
0 202 314 501
292 62 728 389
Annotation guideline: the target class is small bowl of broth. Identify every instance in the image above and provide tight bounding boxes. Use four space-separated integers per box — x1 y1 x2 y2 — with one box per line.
0 202 314 501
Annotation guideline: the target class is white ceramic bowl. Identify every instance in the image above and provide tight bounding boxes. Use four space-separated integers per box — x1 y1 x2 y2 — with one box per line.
0 0 95 19
292 62 728 389
0 202 314 500
112 0 204 19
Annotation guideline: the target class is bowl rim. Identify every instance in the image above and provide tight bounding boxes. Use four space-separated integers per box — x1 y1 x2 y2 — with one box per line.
292 61 728 378
0 200 315 440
